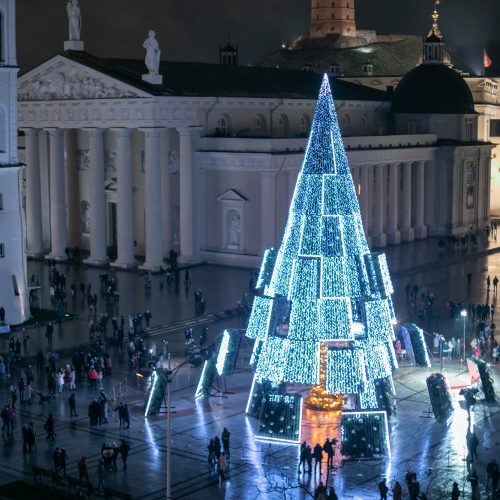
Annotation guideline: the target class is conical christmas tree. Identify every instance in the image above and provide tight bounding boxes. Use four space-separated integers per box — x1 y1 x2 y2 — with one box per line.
246 75 398 411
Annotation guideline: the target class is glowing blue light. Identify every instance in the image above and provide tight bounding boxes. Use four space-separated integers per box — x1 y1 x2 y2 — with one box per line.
145 370 158 415
216 330 230 376
246 74 398 415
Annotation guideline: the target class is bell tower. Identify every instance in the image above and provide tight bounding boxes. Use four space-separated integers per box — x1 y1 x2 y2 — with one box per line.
310 0 357 39
0 0 30 325
422 1 445 65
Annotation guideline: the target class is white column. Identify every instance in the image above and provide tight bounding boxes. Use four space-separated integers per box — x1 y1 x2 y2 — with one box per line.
261 172 277 253
65 129 80 248
83 128 108 266
372 164 386 247
22 128 44 257
139 128 164 271
386 163 401 244
360 165 369 236
424 160 435 233
401 161 414 242
161 128 173 257
46 128 67 261
414 160 427 239
111 128 136 269
178 128 195 262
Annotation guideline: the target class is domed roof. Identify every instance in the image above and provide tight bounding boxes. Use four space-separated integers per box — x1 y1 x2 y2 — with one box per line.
392 64 475 114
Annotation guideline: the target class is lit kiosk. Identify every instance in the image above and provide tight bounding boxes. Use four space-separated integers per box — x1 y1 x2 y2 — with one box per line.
0 0 30 326
246 76 397 456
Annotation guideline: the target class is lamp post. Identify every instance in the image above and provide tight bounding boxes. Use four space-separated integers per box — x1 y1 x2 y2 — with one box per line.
460 309 467 364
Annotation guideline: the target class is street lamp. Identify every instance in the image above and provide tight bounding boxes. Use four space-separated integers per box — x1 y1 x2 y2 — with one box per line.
460 309 467 364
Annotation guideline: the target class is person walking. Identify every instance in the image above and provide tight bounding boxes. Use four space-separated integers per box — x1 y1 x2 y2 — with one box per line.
451 481 460 500
313 443 323 475
221 427 230 460
468 470 479 499
78 456 90 482
97 458 106 492
323 438 335 468
299 441 307 474
44 414 56 440
467 430 479 463
218 451 227 482
486 458 499 494
392 481 403 500
119 440 130 470
69 392 78 417
45 322 53 344
493 276 499 295
378 478 389 500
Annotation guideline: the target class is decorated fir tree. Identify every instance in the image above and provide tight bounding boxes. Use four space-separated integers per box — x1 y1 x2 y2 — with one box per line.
246 75 398 411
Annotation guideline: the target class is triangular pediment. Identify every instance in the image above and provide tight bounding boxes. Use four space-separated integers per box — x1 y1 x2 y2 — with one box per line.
217 189 247 202
18 55 152 101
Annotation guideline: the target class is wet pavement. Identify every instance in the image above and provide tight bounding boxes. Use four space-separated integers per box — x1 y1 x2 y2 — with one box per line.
0 235 499 499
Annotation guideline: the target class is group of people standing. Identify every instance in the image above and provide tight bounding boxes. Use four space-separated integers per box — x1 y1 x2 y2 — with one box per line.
207 427 230 482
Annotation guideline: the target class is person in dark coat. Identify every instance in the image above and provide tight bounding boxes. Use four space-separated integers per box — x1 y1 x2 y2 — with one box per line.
313 443 323 475
119 440 130 470
378 478 389 500
221 427 230 459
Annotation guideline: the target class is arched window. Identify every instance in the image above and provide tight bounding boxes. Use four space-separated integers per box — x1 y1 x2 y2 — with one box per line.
277 114 289 138
217 114 231 137
340 114 351 133
300 114 311 136
361 115 368 132
254 113 267 135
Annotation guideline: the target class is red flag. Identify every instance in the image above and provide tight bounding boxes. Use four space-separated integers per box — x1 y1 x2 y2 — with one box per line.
484 50 492 68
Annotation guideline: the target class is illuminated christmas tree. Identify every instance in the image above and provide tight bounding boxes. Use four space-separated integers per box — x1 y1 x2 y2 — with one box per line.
246 75 398 411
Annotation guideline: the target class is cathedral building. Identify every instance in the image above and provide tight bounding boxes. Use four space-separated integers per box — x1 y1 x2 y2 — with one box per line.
16 3 493 269
0 0 30 324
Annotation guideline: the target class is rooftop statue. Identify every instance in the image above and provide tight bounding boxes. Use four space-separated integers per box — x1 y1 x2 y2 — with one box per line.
66 0 81 41
143 30 161 75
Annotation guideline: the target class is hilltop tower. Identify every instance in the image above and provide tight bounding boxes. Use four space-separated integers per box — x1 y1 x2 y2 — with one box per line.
310 0 357 39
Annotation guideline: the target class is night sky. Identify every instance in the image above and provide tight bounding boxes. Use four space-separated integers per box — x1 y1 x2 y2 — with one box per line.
18 0 500 75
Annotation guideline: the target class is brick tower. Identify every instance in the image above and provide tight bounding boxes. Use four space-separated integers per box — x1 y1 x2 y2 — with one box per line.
310 0 357 39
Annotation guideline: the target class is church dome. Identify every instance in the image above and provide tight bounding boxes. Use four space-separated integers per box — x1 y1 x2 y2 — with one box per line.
392 64 475 114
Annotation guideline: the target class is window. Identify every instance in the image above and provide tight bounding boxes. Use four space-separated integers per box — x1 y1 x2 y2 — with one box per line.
217 114 231 137
465 119 474 141
0 243 4 257
332 1 335 6
331 13 335 19
340 114 351 132
0 193 3 210
300 114 311 136
254 114 267 134
490 120 500 137
12 275 19 296
277 114 289 138
408 123 416 134
302 64 314 72
329 64 340 76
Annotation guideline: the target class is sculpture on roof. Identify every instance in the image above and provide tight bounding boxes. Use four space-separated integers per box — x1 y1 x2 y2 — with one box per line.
143 30 161 75
66 0 81 41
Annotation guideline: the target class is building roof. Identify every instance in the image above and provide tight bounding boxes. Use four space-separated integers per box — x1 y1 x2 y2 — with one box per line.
392 64 476 114
58 50 389 101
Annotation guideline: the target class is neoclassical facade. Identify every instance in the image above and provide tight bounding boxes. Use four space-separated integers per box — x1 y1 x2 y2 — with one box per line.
17 33 493 269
